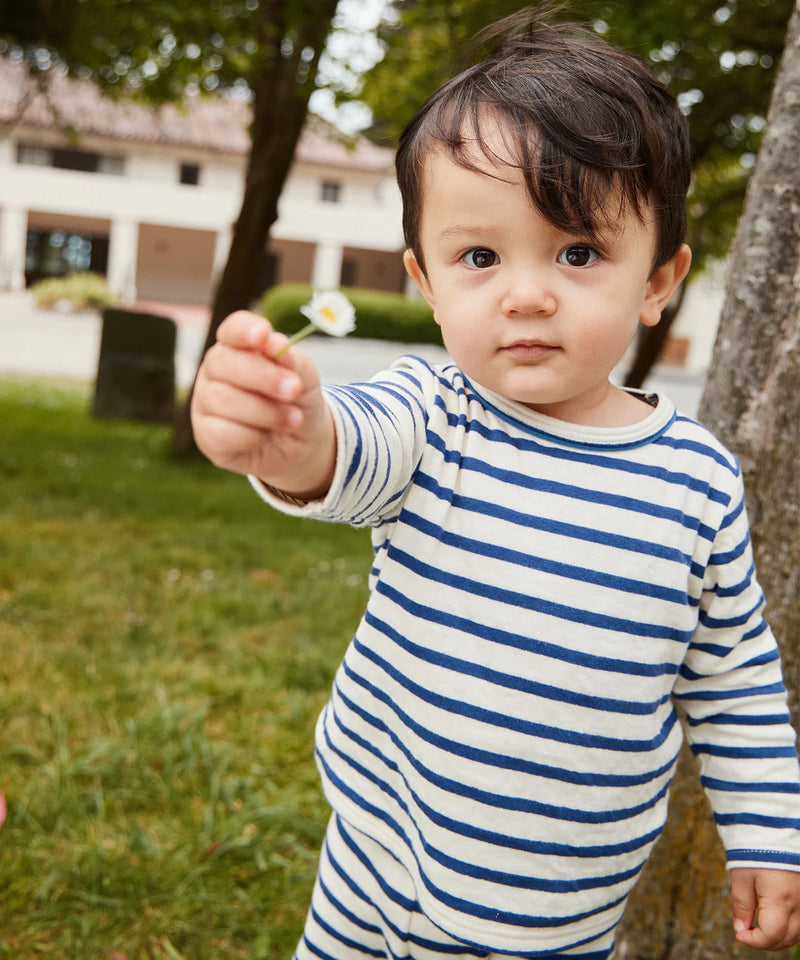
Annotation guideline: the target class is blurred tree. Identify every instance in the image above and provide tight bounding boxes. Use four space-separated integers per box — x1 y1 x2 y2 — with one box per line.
351 0 794 384
0 0 342 451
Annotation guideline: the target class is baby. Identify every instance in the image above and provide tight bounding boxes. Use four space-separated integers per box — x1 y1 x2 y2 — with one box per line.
192 9 800 958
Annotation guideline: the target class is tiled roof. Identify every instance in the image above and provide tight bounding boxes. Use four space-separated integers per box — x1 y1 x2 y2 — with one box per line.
0 58 393 172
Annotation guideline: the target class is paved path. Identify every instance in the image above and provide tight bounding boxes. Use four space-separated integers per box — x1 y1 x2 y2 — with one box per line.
0 291 705 417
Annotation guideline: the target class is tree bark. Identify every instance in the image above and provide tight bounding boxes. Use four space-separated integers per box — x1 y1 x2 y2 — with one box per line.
172 0 341 454
617 1 800 956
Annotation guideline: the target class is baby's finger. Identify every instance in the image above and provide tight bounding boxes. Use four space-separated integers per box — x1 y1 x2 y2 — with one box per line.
201 341 303 403
194 378 303 434
193 414 273 475
215 310 273 350
735 904 800 951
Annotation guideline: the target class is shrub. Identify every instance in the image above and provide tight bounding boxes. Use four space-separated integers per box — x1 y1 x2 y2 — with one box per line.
30 271 119 311
257 284 441 346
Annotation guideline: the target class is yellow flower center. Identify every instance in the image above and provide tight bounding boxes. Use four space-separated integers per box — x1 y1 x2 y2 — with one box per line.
319 306 336 327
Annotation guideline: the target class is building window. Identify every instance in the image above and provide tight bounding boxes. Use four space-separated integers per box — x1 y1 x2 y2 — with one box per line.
25 228 110 286
180 163 201 185
321 180 341 203
16 144 50 166
98 155 126 176
16 142 125 175
340 258 357 288
257 251 280 295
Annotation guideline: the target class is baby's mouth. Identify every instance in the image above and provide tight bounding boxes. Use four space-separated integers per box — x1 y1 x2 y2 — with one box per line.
503 340 558 361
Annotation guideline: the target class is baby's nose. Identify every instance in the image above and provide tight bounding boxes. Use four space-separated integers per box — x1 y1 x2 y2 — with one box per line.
501 273 557 317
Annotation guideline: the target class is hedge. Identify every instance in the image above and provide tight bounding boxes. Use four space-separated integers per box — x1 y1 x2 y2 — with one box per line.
257 284 442 346
30 271 119 311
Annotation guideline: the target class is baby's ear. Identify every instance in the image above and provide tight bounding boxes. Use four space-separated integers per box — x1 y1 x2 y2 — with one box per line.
641 244 692 327
403 250 436 313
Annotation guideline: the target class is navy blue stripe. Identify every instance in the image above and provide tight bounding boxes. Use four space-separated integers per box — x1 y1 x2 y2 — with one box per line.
742 619 770 642
317 871 383 938
352 637 679 753
702 776 800 794
719 494 745 530
726 849 800 867
699 596 765 631
431 394 728 506
410 787 664 860
362 610 671 717
338 391 397 521
414 471 694 567
461 380 675 453
308 902 385 958
674 681 786 703
426 428 716 540
423 839 644 895
656 428 739 475
401 509 690 606
679 647 778 683
336 667 680 793
331 716 660 894
691 743 797 759
687 711 790 727
709 534 750 566
713 562 755 598
715 812 800 829
327 751 635 930
302 932 378 960
324 828 477 957
387 544 693 644
374 581 680 679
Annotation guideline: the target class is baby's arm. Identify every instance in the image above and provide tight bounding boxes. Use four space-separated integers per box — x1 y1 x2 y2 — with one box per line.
191 310 336 499
731 868 800 950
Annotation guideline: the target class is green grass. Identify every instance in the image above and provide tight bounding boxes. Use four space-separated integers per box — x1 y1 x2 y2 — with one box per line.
0 377 372 959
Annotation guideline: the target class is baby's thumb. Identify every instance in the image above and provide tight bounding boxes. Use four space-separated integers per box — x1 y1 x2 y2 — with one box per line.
731 871 758 934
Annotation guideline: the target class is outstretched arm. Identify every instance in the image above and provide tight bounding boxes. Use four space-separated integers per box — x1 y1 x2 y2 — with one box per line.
191 310 336 499
731 868 800 951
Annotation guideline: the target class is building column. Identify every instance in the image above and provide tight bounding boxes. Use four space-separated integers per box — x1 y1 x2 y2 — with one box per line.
311 241 343 290
107 218 139 302
0 205 28 291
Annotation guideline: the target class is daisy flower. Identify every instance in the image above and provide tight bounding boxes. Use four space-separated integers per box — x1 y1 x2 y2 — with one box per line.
274 290 356 356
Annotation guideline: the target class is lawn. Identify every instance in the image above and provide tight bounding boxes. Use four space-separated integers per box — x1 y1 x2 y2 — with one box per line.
0 377 372 959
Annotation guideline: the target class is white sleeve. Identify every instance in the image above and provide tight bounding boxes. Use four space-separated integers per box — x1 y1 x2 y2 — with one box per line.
674 475 800 871
250 357 435 528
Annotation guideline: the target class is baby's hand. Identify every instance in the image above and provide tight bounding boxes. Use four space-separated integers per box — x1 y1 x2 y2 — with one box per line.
731 867 800 951
191 310 334 495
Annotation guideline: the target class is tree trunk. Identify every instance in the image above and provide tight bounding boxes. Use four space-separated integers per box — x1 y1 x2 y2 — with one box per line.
172 0 341 454
617 2 800 957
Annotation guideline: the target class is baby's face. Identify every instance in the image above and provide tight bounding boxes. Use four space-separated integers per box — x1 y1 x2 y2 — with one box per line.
404 139 688 427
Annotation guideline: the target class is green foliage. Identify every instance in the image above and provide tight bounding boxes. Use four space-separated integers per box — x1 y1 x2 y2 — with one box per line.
0 0 338 104
259 283 441 346
0 377 371 958
29 271 119 311
355 0 795 274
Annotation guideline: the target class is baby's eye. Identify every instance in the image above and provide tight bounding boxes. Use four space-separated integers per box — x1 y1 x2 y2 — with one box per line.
462 248 499 269
557 245 600 268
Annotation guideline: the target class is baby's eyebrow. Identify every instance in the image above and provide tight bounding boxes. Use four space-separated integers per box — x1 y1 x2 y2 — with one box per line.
437 224 498 241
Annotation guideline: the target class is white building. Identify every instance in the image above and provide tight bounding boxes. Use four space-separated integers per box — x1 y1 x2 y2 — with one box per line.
0 58 407 309
0 58 722 372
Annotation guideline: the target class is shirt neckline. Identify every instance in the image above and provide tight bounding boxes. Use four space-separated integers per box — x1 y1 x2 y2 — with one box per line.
463 376 677 450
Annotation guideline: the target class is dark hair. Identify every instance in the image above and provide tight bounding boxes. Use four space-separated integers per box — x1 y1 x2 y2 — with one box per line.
396 7 691 273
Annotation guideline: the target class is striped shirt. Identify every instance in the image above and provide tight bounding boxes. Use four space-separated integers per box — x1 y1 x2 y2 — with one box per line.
251 357 800 954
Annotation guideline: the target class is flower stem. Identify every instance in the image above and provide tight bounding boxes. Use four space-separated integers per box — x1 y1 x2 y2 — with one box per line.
272 322 317 358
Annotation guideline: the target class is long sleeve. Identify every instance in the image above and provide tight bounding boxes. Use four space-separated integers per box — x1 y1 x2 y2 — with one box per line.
250 357 434 526
674 474 800 870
